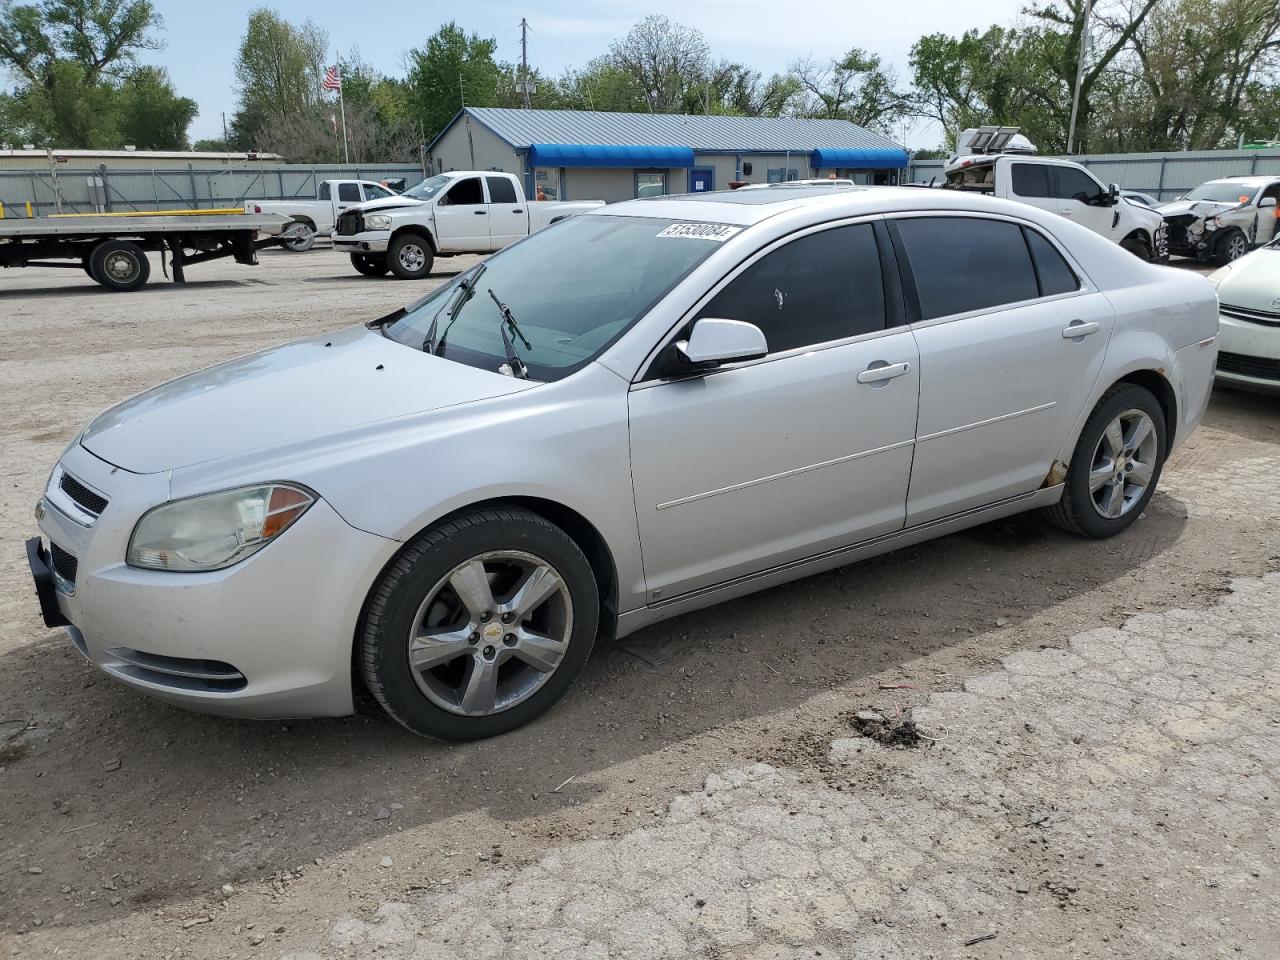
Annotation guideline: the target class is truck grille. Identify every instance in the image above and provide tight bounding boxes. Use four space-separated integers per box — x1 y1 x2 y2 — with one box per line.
59 471 108 516
50 542 78 586
1218 351 1280 381
335 211 364 236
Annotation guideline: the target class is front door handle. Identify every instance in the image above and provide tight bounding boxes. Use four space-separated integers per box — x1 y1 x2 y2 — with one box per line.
473 210 487 216
512 208 524 214
1061 320 1100 339
857 361 911 384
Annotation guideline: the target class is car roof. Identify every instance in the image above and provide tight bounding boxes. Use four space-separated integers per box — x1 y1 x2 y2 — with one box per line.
591 185 1076 228
1207 176 1278 186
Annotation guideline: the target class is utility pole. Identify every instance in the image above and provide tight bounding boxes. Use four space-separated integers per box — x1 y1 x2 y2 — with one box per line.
1066 0 1094 155
221 112 228 143
519 18 532 108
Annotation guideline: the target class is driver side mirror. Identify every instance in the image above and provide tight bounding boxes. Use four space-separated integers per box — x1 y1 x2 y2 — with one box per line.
676 318 768 367
1259 196 1277 210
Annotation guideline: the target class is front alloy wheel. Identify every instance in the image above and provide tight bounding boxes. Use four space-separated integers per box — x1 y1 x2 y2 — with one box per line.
360 506 598 740
1088 409 1158 520
409 551 572 716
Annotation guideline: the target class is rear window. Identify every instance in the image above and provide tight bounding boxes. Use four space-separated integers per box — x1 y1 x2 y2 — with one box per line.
895 217 1039 320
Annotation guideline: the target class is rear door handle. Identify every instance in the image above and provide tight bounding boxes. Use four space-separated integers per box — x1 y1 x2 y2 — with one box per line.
512 208 524 214
1061 320 1100 339
857 361 911 384
473 210 487 215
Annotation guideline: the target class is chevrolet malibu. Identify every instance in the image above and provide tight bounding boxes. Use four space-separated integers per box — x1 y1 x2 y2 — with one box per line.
27 187 1219 740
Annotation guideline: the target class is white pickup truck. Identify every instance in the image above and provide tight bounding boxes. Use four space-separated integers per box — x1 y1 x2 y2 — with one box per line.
332 171 605 279
246 179 400 252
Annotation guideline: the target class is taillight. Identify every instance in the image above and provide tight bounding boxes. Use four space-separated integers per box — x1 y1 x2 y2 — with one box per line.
252 204 262 213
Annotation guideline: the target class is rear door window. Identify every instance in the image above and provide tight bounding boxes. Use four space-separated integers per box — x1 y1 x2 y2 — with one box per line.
486 176 519 204
1024 228 1079 297
1011 163 1051 198
318 182 331 200
697 223 886 354
895 217 1040 320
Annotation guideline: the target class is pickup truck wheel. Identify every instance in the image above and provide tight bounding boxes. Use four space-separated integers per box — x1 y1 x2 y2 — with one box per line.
1120 234 1150 260
350 253 390 277
359 506 598 740
388 234 434 280
282 219 316 252
88 240 150 292
1212 228 1249 265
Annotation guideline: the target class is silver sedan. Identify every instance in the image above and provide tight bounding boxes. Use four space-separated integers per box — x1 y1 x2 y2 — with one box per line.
27 187 1219 740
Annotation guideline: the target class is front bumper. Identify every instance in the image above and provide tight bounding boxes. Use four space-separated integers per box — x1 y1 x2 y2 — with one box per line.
29 445 399 718
1215 309 1280 393
333 231 390 254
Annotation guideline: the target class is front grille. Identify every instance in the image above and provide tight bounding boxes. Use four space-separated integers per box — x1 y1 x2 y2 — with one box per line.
59 471 108 516
50 542 78 585
104 648 247 692
1221 304 1280 326
1217 351 1280 381
335 211 364 236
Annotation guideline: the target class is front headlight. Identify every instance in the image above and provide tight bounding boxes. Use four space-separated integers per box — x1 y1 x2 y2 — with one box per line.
127 484 315 572
364 214 393 231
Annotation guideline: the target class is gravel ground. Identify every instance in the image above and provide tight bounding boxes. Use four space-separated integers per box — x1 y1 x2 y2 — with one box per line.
0 249 1277 959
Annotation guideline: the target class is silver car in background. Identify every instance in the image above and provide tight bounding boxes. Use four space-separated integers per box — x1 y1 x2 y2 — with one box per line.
27 187 1219 740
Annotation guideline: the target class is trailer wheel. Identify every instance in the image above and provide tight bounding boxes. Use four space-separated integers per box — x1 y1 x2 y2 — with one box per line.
89 240 151 292
388 233 434 280
350 253 391 277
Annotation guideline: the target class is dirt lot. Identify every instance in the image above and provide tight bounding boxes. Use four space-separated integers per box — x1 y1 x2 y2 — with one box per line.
0 249 1277 959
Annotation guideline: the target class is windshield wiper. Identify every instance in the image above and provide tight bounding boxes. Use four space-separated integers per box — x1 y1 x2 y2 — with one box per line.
488 287 533 379
430 264 486 356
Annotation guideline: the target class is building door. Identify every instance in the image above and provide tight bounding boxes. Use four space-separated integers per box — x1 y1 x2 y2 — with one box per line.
689 168 714 193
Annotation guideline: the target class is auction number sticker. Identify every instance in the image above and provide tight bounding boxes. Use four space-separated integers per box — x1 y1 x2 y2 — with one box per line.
656 223 742 242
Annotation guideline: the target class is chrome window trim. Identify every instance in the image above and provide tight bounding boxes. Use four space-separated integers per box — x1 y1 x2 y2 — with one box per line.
631 213 899 388
886 210 1093 331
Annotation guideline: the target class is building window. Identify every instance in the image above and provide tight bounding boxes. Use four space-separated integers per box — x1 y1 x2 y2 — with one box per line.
635 171 667 198
534 167 560 200
767 167 800 183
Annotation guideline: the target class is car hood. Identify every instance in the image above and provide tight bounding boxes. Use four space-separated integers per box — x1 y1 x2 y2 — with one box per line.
1215 246 1280 312
1156 199 1240 219
80 326 533 473
354 196 426 214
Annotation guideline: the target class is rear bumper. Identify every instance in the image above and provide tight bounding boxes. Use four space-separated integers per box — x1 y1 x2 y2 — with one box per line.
333 232 389 254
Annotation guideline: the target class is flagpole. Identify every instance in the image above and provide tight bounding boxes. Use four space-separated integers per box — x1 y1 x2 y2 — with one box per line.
338 67 350 166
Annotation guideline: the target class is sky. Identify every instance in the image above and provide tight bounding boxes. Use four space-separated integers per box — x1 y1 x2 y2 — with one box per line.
145 0 1030 149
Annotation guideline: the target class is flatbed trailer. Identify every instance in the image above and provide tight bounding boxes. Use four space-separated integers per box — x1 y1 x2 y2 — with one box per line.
0 212 299 291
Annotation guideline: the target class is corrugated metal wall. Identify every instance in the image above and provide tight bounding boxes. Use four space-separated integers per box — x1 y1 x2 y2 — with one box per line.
906 149 1280 200
0 163 426 217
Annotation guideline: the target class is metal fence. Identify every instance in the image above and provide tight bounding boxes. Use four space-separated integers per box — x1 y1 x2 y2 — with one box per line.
0 162 427 218
906 148 1280 201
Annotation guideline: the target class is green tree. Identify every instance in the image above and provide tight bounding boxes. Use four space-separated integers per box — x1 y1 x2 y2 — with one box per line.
228 7 327 148
406 23 502 141
115 65 195 148
0 0 177 147
790 47 910 132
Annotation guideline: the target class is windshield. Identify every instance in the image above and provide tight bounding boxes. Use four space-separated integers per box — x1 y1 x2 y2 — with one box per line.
385 216 729 381
403 175 453 201
1185 182 1256 204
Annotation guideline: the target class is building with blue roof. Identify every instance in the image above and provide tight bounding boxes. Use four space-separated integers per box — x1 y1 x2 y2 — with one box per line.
426 107 909 203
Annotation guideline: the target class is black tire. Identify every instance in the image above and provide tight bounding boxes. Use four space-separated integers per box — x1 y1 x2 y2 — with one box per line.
349 252 390 277
88 239 150 291
282 219 316 252
360 506 599 741
1043 384 1167 539
1212 227 1250 266
1120 234 1151 261
82 259 94 279
387 232 434 280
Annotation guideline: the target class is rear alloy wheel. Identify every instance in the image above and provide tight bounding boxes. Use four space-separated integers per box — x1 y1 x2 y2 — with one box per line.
1043 384 1166 539
350 253 390 277
387 233 434 280
88 239 151 292
360 507 598 740
1213 228 1249 265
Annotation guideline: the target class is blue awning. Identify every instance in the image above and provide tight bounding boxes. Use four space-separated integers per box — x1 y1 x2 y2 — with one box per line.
528 143 695 169
811 146 909 170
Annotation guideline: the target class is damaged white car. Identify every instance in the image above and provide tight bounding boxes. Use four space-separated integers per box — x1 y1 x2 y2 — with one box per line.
1158 176 1280 264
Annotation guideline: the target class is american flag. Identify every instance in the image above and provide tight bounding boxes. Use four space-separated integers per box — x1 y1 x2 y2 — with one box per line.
322 65 341 92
